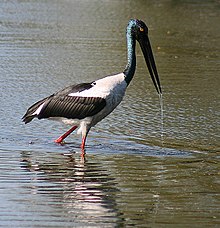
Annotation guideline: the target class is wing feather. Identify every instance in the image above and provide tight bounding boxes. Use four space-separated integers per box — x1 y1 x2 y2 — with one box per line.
22 82 105 123
38 95 106 120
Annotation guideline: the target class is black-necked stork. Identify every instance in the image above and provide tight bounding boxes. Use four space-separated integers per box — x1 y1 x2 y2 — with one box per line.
22 19 162 154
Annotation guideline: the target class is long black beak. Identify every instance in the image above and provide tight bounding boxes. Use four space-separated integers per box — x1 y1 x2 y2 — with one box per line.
139 35 162 94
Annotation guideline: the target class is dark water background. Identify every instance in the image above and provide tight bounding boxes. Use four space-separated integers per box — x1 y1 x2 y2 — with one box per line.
0 1 219 227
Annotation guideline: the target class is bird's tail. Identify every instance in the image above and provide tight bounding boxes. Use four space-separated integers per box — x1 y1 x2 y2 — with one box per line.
22 97 48 124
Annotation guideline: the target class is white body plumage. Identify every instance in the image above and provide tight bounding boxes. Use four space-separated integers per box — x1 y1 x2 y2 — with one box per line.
44 73 127 137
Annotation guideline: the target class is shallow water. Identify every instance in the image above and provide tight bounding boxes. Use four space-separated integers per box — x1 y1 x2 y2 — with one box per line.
0 0 219 227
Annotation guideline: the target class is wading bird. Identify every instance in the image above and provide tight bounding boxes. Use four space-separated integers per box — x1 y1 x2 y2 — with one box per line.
22 19 162 155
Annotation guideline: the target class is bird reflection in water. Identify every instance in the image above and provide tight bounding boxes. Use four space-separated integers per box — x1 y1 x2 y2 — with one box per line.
20 151 120 223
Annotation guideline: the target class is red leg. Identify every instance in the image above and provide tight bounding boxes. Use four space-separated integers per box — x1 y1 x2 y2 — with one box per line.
80 136 87 158
81 135 87 150
80 129 90 157
54 126 78 143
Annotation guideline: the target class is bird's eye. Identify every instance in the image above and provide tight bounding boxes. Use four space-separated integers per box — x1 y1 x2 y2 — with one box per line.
140 27 144 32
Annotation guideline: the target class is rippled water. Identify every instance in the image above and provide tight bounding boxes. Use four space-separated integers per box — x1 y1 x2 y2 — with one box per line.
0 1 219 227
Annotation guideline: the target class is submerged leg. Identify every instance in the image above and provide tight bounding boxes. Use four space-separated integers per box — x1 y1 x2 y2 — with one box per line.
81 137 86 158
79 123 90 150
81 135 87 150
54 126 78 143
80 132 89 157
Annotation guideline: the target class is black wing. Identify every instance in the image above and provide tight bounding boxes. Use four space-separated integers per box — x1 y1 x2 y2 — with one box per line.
22 82 106 123
38 95 106 120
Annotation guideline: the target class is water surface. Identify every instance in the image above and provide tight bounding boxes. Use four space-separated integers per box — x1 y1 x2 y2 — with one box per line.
0 0 219 227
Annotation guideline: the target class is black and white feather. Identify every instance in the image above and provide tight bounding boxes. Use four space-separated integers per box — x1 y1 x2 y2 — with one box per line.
23 83 106 123
22 73 127 136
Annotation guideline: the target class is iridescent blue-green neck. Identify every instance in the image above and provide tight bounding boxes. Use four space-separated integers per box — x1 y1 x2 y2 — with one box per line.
123 27 136 86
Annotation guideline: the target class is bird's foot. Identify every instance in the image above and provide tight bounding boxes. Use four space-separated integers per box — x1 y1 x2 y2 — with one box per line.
81 149 86 155
54 137 65 144
80 149 86 162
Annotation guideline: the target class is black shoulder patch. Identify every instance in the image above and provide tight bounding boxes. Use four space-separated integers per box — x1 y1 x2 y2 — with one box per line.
55 83 94 97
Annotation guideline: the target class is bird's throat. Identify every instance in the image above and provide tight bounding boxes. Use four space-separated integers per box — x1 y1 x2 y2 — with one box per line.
123 33 136 86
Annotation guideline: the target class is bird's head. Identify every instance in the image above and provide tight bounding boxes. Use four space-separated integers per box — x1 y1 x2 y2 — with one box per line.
127 19 162 95
128 19 149 41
